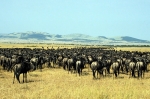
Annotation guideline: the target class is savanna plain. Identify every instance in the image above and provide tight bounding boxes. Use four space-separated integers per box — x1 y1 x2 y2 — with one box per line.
0 43 150 99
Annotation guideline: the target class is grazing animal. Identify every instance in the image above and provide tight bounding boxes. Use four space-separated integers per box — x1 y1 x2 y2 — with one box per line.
13 61 35 84
30 57 38 69
90 61 105 79
57 55 63 67
67 58 76 74
136 61 145 78
76 57 86 76
105 59 112 74
62 57 68 70
128 62 136 78
111 62 120 78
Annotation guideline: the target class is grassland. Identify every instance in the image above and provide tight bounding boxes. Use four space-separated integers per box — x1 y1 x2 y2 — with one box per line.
1 66 150 99
0 43 150 99
1 42 150 52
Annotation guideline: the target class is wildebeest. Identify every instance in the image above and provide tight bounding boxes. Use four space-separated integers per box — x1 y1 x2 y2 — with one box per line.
111 61 120 78
30 55 43 71
76 56 87 76
0 46 150 81
67 57 76 74
90 61 106 79
128 61 136 78
136 61 145 78
62 57 68 70
12 61 36 84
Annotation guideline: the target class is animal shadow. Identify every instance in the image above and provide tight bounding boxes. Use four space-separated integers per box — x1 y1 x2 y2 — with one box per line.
81 71 90 76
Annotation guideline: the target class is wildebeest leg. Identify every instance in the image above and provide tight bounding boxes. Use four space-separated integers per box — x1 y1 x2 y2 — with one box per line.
70 66 73 74
23 73 27 83
47 62 51 68
113 70 115 79
79 69 81 76
106 66 110 74
92 70 96 79
36 63 38 70
39 64 42 72
97 70 99 79
125 65 128 74
53 61 55 68
113 70 117 78
7 65 11 72
68 65 69 74
117 68 120 76
13 72 16 84
98 70 102 79
140 70 143 78
77 68 80 76
80 68 83 76
23 73 25 83
115 71 117 77
63 64 65 70
76 68 78 76
142 70 144 78
140 70 142 78
25 73 27 83
132 70 135 78
129 69 131 78
88 64 91 72
137 69 142 79
137 70 140 79
103 68 107 77
129 69 134 78
120 65 123 73
138 70 141 78
16 73 20 83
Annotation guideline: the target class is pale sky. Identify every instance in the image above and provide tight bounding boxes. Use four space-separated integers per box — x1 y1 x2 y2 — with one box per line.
0 0 150 40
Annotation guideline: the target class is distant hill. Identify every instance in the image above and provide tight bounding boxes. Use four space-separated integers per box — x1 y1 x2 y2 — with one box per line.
0 31 149 45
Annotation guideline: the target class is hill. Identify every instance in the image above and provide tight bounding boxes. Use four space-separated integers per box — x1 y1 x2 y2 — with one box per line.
0 31 149 45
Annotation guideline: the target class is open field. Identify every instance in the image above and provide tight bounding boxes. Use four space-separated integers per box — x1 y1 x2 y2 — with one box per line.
1 43 150 52
115 47 150 52
0 43 150 99
1 66 150 99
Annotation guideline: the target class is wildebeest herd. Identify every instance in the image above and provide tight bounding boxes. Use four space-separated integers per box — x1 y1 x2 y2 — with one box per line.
0 47 150 84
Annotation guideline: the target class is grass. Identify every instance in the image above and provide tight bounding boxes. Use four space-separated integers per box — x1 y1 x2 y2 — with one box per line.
1 66 150 99
115 47 150 52
1 42 150 52
0 43 82 49
1 43 150 99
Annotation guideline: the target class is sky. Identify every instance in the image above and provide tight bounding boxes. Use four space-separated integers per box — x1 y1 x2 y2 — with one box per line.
0 0 150 40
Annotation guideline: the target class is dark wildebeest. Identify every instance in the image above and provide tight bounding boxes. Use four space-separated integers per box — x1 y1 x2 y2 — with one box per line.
67 57 76 74
124 58 132 73
0 55 7 70
105 58 112 74
111 61 120 78
62 57 68 70
128 61 136 78
12 61 36 84
76 56 87 76
30 57 38 66
51 54 58 68
57 55 63 67
136 61 145 78
117 58 123 73
90 61 106 79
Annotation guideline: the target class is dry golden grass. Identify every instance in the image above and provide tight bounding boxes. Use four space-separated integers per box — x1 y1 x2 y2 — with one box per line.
1 43 150 99
1 43 150 52
115 47 150 52
0 43 82 49
1 65 150 99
